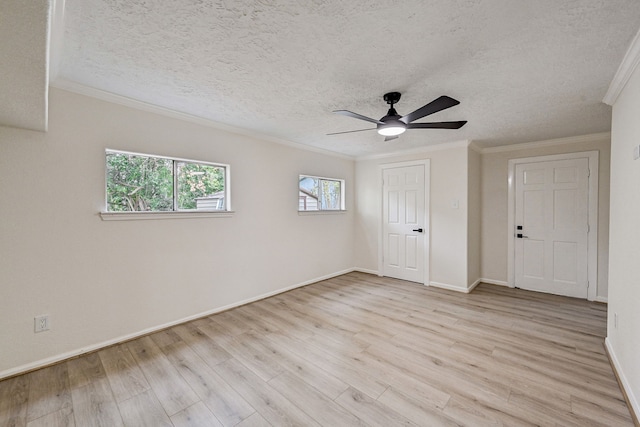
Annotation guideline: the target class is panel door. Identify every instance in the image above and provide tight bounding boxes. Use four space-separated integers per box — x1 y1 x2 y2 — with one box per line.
514 158 589 298
383 165 425 283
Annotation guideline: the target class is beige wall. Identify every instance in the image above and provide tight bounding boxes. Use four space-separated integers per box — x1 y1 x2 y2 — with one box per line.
0 88 355 376
354 144 473 290
479 135 611 299
467 147 481 286
607 59 640 415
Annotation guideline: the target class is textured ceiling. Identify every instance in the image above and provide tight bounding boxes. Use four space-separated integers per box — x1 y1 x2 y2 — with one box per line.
49 1 640 155
0 0 50 131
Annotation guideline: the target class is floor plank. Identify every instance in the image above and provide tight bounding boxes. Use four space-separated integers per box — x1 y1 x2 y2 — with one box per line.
126 336 199 416
0 375 29 427
25 364 72 423
161 341 255 427
98 344 150 403
214 358 321 427
170 401 223 427
116 389 172 427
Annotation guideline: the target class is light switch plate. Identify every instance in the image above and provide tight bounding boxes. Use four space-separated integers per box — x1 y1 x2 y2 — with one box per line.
634 145 640 160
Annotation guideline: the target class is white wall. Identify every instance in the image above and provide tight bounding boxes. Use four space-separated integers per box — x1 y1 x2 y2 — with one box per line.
467 146 481 287
354 143 473 291
607 59 640 417
0 88 355 377
479 135 611 299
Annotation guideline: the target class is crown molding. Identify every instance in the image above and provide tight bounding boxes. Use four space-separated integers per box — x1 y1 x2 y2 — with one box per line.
480 132 610 154
468 140 483 153
50 79 354 161
356 140 471 161
604 28 640 106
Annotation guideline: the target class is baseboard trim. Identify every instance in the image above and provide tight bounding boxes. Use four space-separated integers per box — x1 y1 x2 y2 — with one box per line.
479 278 509 287
468 279 481 292
0 268 355 381
353 267 381 276
605 337 640 425
429 280 474 293
595 296 609 304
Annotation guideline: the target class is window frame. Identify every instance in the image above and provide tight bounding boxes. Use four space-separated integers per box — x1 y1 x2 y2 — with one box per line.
101 149 232 221
298 174 346 213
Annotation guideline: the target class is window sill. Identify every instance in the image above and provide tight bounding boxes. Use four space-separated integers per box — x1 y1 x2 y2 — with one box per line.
100 211 235 221
298 210 347 216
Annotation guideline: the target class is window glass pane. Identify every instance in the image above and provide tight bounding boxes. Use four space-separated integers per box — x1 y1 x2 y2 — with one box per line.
299 176 319 211
106 152 173 211
320 179 341 210
177 162 225 210
299 175 343 211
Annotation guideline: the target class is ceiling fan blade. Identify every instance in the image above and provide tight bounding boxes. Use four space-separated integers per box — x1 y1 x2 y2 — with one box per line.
400 96 460 124
327 128 376 136
333 110 384 125
407 121 467 129
384 135 399 142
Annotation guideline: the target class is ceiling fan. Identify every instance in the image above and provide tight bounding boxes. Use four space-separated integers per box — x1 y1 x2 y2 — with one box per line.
329 92 467 141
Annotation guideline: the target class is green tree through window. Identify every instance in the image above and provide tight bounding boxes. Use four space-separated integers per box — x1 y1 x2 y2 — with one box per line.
106 151 227 212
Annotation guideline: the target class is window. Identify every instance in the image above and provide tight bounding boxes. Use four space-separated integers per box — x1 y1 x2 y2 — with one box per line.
299 175 345 211
105 150 229 212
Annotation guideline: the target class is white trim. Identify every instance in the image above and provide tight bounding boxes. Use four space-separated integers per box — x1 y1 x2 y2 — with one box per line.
48 0 66 83
594 296 608 304
605 338 640 421
481 133 610 154
100 211 235 221
479 278 509 287
297 210 347 216
105 148 229 169
353 267 380 276
429 281 476 293
468 279 481 292
507 151 599 301
0 268 355 381
50 79 354 161
604 28 640 106
379 160 431 286
357 140 470 161
468 141 483 153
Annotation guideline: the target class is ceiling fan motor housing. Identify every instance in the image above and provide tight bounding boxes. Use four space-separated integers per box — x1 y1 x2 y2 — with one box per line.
383 92 402 105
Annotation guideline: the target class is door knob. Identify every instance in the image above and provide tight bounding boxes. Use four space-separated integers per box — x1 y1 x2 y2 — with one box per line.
412 228 423 233
516 233 529 239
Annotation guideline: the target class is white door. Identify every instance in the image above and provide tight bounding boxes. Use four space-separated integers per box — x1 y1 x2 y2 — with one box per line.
383 165 426 283
514 158 589 298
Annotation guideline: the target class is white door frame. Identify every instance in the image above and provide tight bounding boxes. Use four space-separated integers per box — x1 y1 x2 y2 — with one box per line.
507 151 599 301
378 159 431 285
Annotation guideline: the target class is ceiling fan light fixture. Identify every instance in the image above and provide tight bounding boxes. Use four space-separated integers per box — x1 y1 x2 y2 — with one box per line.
377 123 406 136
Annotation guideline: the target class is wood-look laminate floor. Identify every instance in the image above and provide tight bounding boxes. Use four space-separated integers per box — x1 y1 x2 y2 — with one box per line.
0 272 633 426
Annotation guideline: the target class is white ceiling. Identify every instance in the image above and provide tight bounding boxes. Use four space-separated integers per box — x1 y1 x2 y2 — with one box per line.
4 1 640 156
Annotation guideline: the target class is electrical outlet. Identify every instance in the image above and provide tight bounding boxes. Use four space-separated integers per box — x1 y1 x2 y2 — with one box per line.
34 315 50 333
